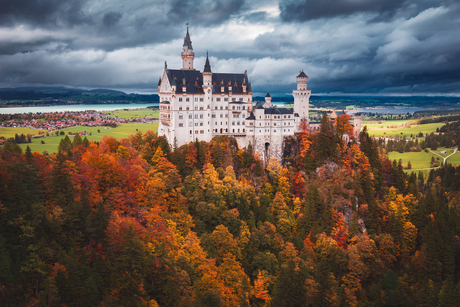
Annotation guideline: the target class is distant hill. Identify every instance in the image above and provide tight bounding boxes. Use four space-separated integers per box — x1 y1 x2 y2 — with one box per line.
0 87 159 106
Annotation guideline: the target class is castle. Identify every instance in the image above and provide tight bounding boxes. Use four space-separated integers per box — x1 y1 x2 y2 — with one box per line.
158 27 361 162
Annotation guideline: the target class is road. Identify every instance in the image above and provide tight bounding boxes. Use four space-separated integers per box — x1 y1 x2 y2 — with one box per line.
429 147 458 166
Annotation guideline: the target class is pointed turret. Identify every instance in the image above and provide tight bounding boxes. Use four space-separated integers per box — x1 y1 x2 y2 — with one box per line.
203 51 212 73
183 25 193 50
203 51 213 89
181 24 195 70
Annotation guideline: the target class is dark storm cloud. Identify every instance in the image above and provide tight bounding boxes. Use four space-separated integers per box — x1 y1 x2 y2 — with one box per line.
167 0 245 25
102 12 123 27
0 0 459 95
279 0 404 21
0 0 92 27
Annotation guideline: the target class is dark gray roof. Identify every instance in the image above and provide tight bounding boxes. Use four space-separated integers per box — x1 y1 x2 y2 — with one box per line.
183 27 193 50
165 69 249 94
203 52 211 73
265 92 271 97
246 112 256 120
297 70 308 78
254 101 265 109
264 108 294 115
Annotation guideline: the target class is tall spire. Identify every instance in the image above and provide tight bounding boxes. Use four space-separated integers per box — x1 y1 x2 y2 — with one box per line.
203 51 212 73
183 24 193 50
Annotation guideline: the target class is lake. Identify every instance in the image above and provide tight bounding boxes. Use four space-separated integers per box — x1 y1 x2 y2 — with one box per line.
0 103 159 114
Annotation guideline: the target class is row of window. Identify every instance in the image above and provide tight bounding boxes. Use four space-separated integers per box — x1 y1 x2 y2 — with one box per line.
173 97 246 102
190 130 207 134
255 129 291 133
259 115 291 119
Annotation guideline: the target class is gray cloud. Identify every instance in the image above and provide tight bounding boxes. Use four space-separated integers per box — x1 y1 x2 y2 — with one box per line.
279 0 404 22
167 0 245 26
102 12 122 27
0 0 459 95
0 0 92 28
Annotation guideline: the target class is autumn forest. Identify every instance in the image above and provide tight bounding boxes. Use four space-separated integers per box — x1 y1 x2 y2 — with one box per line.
1 113 460 306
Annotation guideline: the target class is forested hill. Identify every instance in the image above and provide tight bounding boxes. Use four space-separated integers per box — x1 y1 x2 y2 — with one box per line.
1 113 460 306
0 87 159 106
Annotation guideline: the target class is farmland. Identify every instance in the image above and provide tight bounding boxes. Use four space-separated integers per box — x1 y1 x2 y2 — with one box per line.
364 121 445 138
13 123 159 153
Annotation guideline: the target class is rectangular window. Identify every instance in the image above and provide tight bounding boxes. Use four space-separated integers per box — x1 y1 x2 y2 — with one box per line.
200 98 204 102
224 98 228 102
179 98 183 102
179 123 183 127
200 130 204 134
186 107 190 110
179 106 182 110
217 98 221 102
179 115 183 119
186 98 190 102
200 107 204 110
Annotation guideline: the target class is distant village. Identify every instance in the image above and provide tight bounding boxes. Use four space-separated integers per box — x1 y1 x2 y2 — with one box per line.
0 110 158 144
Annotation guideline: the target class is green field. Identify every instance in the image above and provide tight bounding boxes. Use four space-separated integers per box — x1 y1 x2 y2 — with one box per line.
365 121 445 138
12 123 158 153
109 108 159 119
388 147 460 170
388 150 439 169
0 126 45 138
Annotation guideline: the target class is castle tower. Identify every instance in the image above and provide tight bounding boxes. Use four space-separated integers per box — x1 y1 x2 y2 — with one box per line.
293 70 311 131
264 92 272 108
181 26 195 70
353 113 362 139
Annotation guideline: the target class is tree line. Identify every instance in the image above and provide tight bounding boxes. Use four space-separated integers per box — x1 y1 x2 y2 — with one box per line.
1 113 460 306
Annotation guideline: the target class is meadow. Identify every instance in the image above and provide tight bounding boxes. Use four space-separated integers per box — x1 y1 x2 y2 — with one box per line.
12 123 158 153
109 108 159 119
364 121 445 138
388 147 460 170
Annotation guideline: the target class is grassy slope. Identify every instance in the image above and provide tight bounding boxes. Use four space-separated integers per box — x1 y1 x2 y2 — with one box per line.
388 147 460 169
15 123 158 153
109 109 159 119
365 122 445 138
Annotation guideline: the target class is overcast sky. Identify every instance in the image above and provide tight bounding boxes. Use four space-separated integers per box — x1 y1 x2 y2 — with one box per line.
0 0 459 95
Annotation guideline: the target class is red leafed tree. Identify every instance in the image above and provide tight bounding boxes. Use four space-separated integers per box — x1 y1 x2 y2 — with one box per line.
291 171 307 198
331 212 349 249
336 114 354 139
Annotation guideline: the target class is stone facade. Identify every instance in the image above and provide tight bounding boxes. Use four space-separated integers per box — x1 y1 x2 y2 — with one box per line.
157 28 361 162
